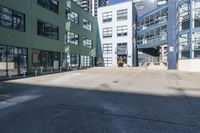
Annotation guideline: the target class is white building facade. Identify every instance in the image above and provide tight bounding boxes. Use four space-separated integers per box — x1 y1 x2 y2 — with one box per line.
97 1 137 67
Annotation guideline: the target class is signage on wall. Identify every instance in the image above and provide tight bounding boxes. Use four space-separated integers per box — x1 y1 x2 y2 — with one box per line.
169 46 174 52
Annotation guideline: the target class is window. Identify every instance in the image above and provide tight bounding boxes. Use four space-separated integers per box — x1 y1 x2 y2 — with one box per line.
83 18 92 31
117 25 128 36
102 11 112 23
67 31 79 45
0 44 28 77
104 57 112 66
83 38 92 48
70 54 79 67
0 5 25 31
66 8 78 24
117 43 128 55
103 27 112 38
37 0 59 14
117 9 127 20
37 20 59 40
103 43 112 54
81 55 91 67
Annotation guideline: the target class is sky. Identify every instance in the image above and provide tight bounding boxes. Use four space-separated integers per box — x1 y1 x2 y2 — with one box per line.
110 0 126 4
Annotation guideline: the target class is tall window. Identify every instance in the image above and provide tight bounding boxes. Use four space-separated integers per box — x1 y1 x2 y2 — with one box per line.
102 11 112 23
67 31 79 45
117 9 128 20
0 5 25 31
117 25 128 36
83 38 92 48
37 0 59 14
104 57 112 66
81 55 91 67
103 27 112 38
37 20 59 40
66 8 78 24
83 18 92 31
103 43 112 54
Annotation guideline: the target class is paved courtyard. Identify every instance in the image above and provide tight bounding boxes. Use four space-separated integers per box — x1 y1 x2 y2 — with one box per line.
0 67 200 133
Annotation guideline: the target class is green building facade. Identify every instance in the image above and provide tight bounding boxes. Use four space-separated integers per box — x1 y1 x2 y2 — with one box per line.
0 0 97 78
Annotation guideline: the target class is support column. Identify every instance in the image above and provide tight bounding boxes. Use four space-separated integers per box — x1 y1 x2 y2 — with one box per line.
167 0 177 69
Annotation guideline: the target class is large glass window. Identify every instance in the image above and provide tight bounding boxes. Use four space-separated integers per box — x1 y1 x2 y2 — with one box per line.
137 7 167 32
117 9 128 20
0 45 28 77
66 8 78 24
178 2 190 30
102 11 112 23
103 27 112 38
81 55 91 67
83 18 92 31
37 0 59 14
67 31 79 45
37 20 59 40
178 33 190 59
193 32 200 58
0 5 25 31
103 57 112 66
83 38 92 49
70 54 79 67
117 25 128 36
32 49 60 70
0 45 7 77
103 43 112 54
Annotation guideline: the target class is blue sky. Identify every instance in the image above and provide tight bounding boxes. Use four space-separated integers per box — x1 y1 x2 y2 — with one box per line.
110 0 125 4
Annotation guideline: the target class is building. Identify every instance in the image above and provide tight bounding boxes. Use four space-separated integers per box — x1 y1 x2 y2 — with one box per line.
73 0 109 16
136 0 200 72
0 0 97 79
97 1 137 67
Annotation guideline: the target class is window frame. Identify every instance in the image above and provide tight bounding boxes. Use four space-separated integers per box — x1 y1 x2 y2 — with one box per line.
117 9 128 21
0 5 25 32
37 20 59 40
103 27 112 38
117 25 128 36
102 11 112 23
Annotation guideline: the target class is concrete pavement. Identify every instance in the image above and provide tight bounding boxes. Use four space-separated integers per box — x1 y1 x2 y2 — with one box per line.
0 67 200 133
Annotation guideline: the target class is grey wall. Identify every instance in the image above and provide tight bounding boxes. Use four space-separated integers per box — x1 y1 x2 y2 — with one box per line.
167 0 178 69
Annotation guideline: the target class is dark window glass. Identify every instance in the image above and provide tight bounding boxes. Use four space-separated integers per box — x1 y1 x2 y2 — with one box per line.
0 5 25 31
37 0 59 14
37 20 59 40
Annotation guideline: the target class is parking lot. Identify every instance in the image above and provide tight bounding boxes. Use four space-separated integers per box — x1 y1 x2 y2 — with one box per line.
0 67 200 133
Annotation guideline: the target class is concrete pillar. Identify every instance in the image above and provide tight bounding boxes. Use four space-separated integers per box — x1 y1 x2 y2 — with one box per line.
167 0 177 70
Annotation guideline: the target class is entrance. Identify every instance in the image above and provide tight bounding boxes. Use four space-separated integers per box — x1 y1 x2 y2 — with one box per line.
117 55 127 64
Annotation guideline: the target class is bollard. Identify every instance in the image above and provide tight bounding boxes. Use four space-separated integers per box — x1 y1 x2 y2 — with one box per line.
35 69 38 76
60 67 62 72
51 67 53 72
8 70 12 79
40 67 43 73
23 71 26 78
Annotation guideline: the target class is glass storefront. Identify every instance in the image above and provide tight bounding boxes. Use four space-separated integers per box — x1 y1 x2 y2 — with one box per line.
32 49 60 72
0 44 28 78
177 0 200 59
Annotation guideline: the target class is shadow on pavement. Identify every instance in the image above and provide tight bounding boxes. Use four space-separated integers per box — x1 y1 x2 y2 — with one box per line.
0 82 200 133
